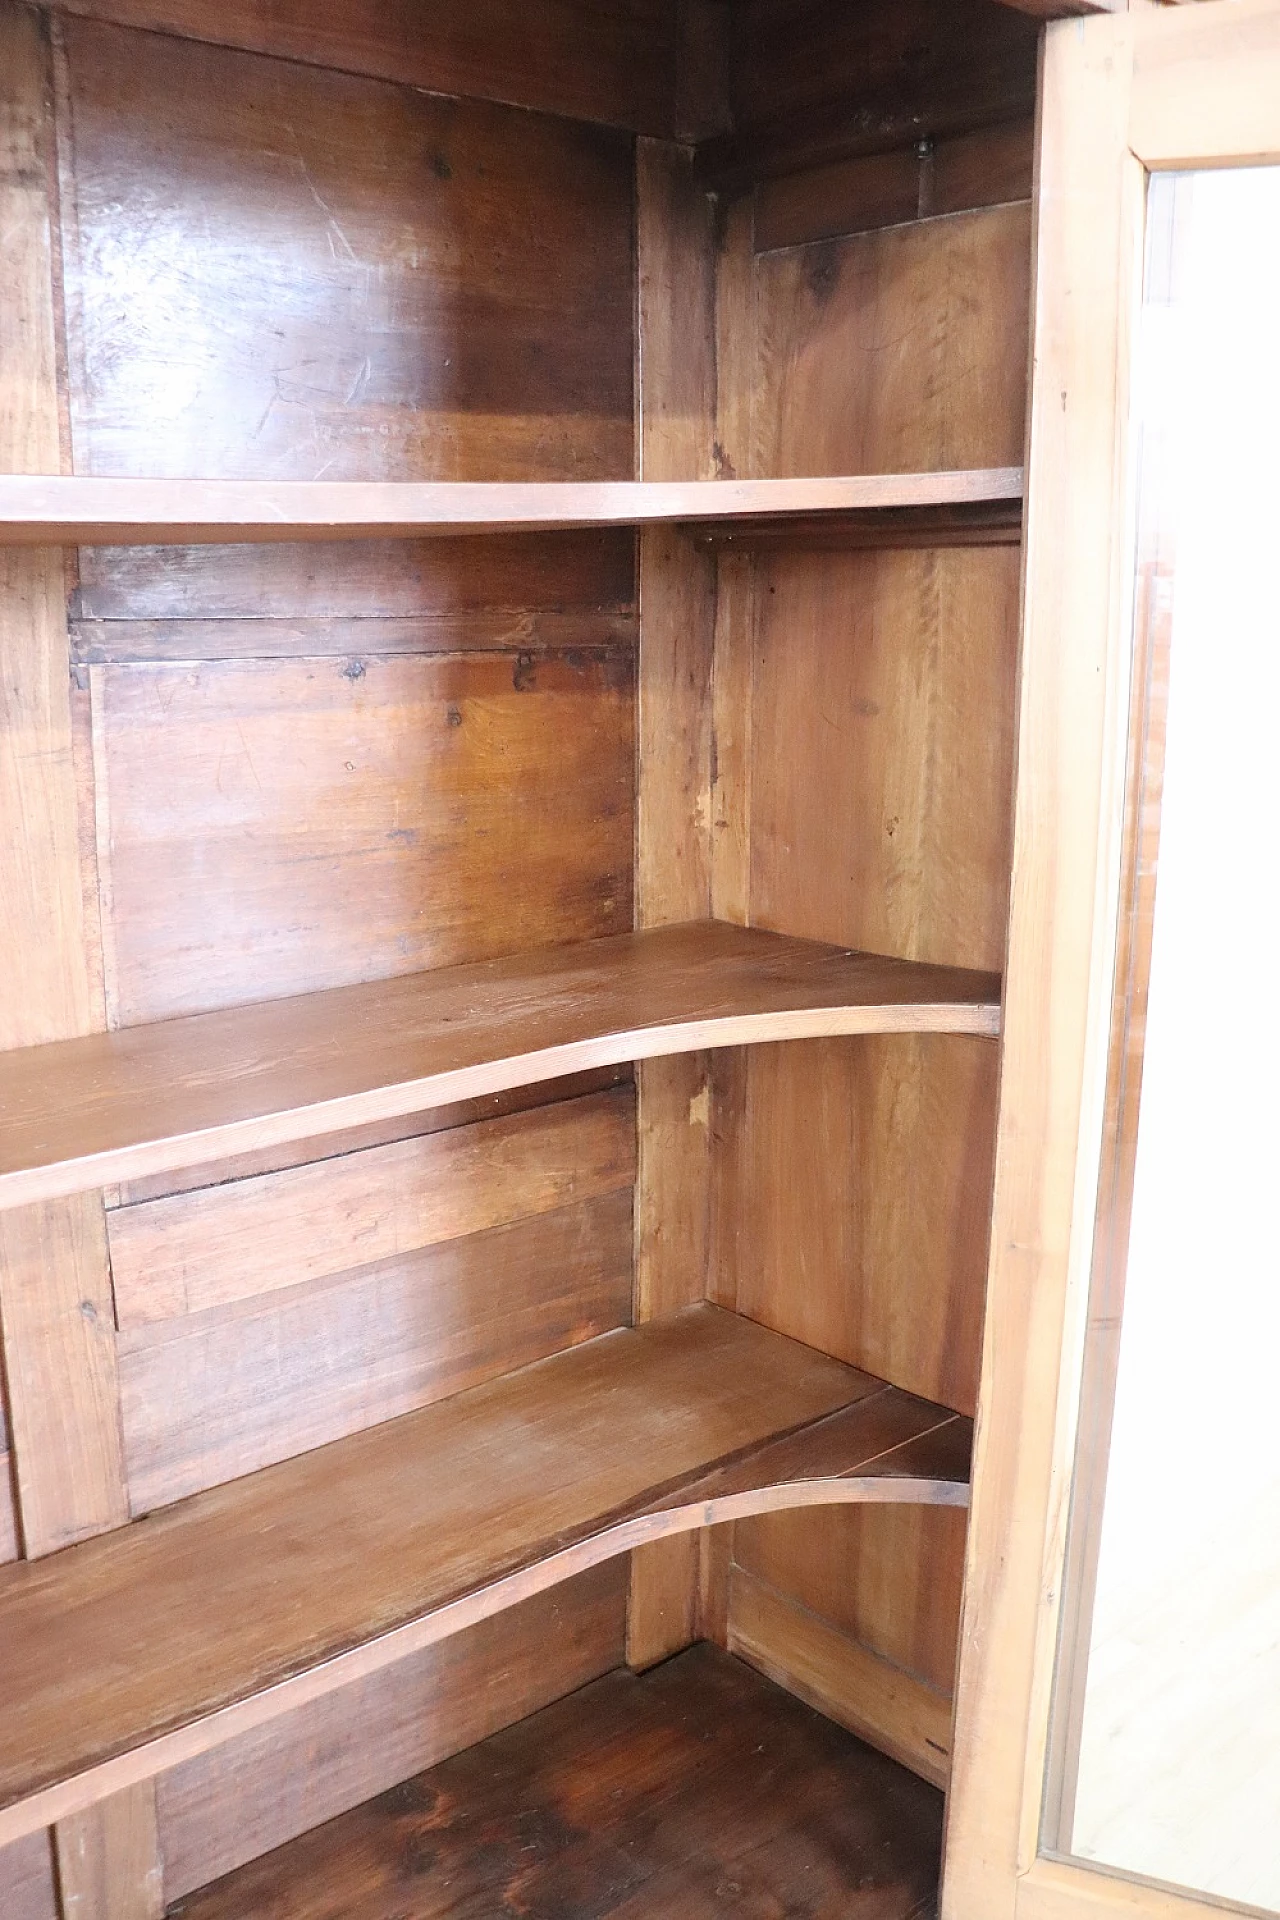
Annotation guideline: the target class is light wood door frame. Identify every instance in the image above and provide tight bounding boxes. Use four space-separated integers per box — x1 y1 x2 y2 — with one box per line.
944 6 1280 1920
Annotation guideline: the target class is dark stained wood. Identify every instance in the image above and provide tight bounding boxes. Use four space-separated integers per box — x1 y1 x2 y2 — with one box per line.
0 471 1025 544
158 1564 628 1901
51 0 681 135
164 1645 945 1920
71 526 635 630
118 1188 634 1510
0 1305 968 1845
701 0 1040 187
755 119 1035 253
0 922 1002 1211
90 649 634 1024
57 19 636 490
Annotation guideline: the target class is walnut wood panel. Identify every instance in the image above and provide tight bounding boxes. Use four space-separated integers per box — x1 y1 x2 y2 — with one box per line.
167 1644 945 1920
0 472 1026 545
51 0 680 134
70 526 634 630
703 196 1029 1784
0 0 129 1566
0 1305 968 1844
0 922 1001 1211
751 204 1032 477
108 1087 634 1328
90 649 633 1024
158 1565 627 1900
728 1567 956 1789
56 19 635 490
629 136 720 1671
110 1067 630 1209
755 118 1035 254
702 0 1039 186
118 1189 634 1510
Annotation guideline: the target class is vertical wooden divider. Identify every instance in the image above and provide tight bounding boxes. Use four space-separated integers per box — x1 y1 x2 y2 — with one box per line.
0 5 147 1910
627 137 719 1669
54 1785 163 1920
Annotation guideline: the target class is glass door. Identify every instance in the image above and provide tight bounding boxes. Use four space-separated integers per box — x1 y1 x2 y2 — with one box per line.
946 9 1280 1920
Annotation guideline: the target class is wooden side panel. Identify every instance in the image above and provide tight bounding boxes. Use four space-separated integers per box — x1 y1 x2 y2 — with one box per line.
58 19 635 492
0 0 128 1568
628 139 719 1668
52 0 679 135
119 1185 634 1512
54 1783 162 1920
727 1567 955 1789
157 1563 627 1900
0 1832 59 1920
709 203 1029 1768
92 651 634 1023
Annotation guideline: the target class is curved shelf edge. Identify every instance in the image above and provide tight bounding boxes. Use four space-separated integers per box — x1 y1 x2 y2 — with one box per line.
0 922 1002 1213
0 1468 968 1851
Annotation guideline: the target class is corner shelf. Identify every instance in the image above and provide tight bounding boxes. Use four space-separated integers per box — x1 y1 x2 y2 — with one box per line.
0 1304 970 1848
0 469 1023 545
0 920 1001 1211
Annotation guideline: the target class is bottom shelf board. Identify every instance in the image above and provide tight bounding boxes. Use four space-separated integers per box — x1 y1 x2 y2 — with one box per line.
0 1305 969 1847
167 1643 945 1920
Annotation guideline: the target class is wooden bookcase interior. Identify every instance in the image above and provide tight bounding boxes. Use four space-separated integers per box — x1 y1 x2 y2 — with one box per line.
0 0 1034 1911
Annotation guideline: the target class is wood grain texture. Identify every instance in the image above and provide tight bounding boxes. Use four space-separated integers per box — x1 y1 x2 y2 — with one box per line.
755 119 1035 253
629 136 720 1670
49 0 681 135
157 1564 627 1900
728 1567 955 1789
0 472 1025 545
118 1188 634 1510
0 1832 58 1920
90 649 633 1024
702 193 1029 1795
165 1645 946 1920
702 0 1040 185
109 1067 631 1209
54 1782 163 1920
751 205 1032 477
56 17 635 490
71 526 635 628
0 922 1001 1211
0 1305 968 1845
0 1198 128 1555
108 1088 634 1328
0 4 129 1566
944 17 1143 1917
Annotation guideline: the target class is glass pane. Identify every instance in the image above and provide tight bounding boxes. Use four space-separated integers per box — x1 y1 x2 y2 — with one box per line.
1053 167 1280 1911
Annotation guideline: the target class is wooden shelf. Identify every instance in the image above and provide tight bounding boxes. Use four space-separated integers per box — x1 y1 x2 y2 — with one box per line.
0 470 1022 545
0 921 1001 1210
0 1304 970 1847
169 1644 945 1920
